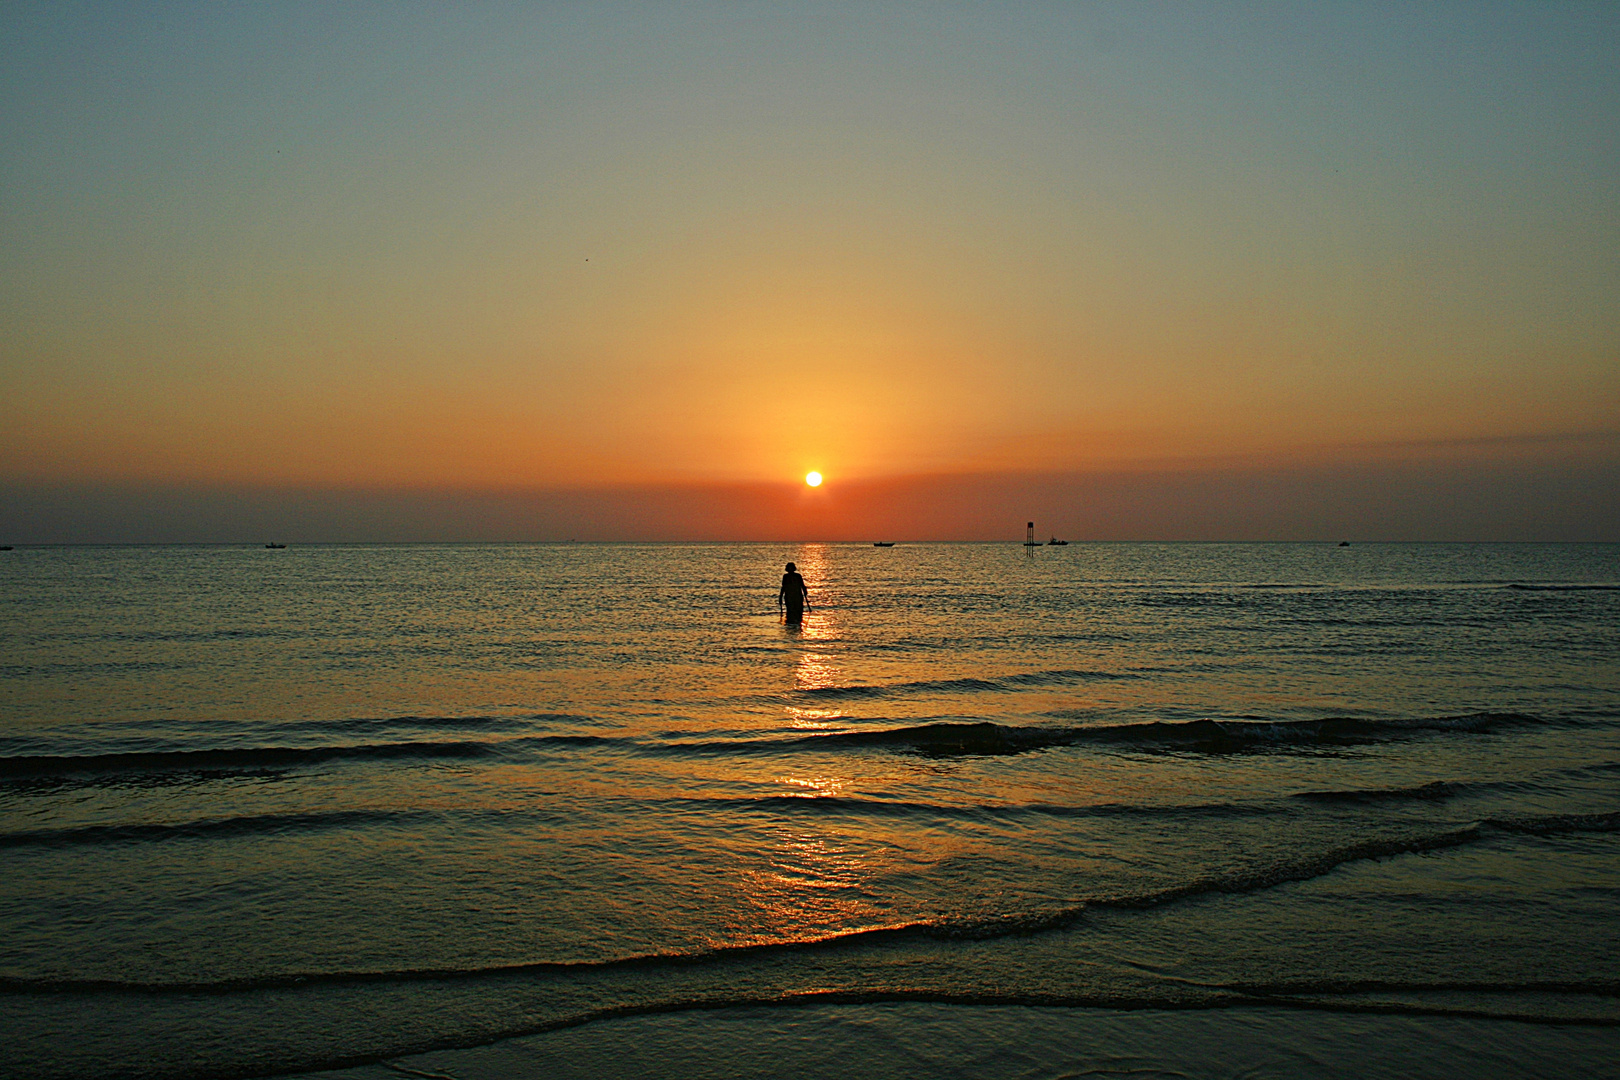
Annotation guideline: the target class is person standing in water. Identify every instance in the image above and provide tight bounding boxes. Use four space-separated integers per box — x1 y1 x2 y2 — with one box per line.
779 562 810 624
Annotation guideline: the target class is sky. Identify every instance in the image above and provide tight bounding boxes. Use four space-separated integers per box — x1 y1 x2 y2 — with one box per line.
2 2 1616 540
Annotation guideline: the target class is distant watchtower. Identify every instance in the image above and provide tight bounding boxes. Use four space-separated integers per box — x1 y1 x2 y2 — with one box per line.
1024 521 1040 549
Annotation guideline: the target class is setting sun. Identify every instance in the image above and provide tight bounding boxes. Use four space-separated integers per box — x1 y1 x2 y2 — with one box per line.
805 472 823 487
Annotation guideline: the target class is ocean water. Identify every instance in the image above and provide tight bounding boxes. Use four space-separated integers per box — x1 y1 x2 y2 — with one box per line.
2 542 1617 1079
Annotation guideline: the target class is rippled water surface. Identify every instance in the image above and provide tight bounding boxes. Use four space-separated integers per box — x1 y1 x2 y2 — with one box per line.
2 542 1617 1078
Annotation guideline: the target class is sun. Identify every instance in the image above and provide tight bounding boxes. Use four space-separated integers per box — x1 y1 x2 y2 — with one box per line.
805 471 823 487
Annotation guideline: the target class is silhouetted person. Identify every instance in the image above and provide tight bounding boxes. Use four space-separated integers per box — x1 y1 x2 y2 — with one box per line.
779 562 810 624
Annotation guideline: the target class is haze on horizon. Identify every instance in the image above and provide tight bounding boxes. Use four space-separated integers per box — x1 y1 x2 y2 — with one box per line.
2 2 1616 541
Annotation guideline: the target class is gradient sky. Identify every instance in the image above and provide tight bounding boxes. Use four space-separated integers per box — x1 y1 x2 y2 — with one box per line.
2 2 1616 538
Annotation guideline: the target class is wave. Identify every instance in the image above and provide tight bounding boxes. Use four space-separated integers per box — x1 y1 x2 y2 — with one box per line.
0 794 1269 851
327 713 594 731
1506 584 1620 591
1240 583 1321 590
0 808 431 850
1205 976 1620 998
686 794 1262 823
1293 764 1620 807
797 678 1002 700
0 713 1547 783
0 713 604 762
17 775 1602 854
0 735 609 780
10 808 1613 997
793 668 1141 701
771 712 1542 758
1291 779 1476 804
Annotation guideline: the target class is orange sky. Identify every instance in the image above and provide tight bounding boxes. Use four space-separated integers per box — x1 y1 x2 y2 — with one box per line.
2 5 1616 537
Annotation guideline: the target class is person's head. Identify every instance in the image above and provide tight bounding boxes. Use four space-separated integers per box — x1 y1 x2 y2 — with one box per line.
785 562 796 572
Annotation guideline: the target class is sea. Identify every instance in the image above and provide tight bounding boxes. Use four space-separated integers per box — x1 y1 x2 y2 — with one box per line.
2 542 1618 1079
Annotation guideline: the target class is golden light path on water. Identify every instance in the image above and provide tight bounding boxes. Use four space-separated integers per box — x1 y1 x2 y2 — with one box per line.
753 542 892 943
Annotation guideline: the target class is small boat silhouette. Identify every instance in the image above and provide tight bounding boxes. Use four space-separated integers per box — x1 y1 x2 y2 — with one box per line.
1047 537 1068 546
873 542 895 547
265 543 286 549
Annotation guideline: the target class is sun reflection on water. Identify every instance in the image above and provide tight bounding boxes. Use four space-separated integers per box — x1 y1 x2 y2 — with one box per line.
776 774 847 797
793 651 840 692
783 545 847 703
784 707 843 730
737 824 885 942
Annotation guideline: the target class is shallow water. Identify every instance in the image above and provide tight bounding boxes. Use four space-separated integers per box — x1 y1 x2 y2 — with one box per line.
1 542 1617 1078
305 1002 1620 1080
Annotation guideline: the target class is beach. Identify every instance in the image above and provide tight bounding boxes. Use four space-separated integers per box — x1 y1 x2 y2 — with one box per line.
3 542 1617 1078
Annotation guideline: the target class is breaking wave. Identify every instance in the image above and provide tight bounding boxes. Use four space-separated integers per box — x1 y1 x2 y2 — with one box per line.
8 807 1613 996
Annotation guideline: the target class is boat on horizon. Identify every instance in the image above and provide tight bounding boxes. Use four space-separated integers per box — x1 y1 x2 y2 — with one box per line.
873 542 895 547
265 543 286 549
1047 537 1069 546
